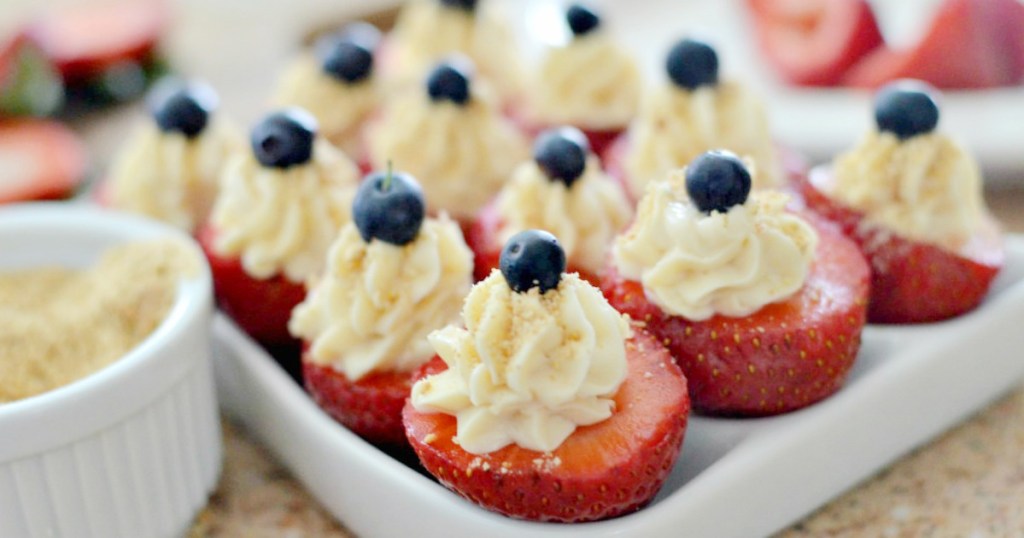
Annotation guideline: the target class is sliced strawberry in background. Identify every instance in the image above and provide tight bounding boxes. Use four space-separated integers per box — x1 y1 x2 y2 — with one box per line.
0 32 64 118
748 0 884 86
28 1 168 83
0 119 87 204
843 0 1024 89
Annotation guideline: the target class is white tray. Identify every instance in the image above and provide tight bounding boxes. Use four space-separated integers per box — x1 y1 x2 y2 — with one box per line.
212 235 1024 538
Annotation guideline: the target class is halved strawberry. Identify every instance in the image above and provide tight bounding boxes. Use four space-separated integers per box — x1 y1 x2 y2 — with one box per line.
602 216 869 416
404 329 689 523
0 119 87 204
465 201 600 284
748 0 884 86
28 1 168 84
506 104 624 160
197 224 306 347
303 352 413 447
842 0 1023 89
799 169 1003 323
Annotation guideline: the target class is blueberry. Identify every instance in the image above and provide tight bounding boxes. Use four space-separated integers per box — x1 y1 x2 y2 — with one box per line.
426 56 474 105
318 34 375 84
440 0 478 11
874 81 940 140
533 126 590 187
566 4 601 37
666 38 719 91
352 168 426 246
149 79 218 138
500 230 566 294
250 108 317 169
685 150 751 214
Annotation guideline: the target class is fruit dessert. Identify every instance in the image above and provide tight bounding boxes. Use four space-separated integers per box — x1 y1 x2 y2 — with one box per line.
381 0 523 100
199 108 359 348
602 151 869 416
512 3 642 157
798 81 1003 323
405 230 690 522
606 38 786 200
102 79 242 232
289 169 473 446
365 56 527 226
273 23 381 157
466 126 631 284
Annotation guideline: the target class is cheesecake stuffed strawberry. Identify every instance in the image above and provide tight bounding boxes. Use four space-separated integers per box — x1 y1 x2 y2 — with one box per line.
602 151 869 416
799 81 1004 323
102 79 243 232
466 126 631 284
512 4 642 156
366 56 527 226
405 230 690 522
606 38 787 199
199 108 359 348
290 169 473 446
273 24 381 156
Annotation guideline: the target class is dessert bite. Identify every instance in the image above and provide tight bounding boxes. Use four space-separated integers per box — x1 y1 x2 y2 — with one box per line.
466 126 632 284
290 169 473 446
198 108 359 349
513 3 642 156
602 151 869 416
799 80 1004 323
382 0 523 100
404 230 690 522
103 79 243 232
605 38 786 199
366 56 528 226
273 23 381 156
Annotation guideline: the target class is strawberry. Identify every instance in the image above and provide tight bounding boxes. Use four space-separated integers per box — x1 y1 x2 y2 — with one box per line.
842 0 1023 89
747 0 884 86
303 353 413 446
602 216 869 416
0 119 87 204
196 224 306 347
403 329 690 522
27 1 168 84
465 201 600 285
799 169 1003 323
506 104 623 161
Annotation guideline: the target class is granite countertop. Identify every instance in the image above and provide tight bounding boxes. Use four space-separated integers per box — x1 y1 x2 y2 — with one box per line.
6 1 1024 536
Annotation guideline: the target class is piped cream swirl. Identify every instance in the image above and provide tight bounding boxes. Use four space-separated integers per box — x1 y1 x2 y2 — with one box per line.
828 131 985 250
411 272 630 455
289 217 473 380
210 140 359 282
495 157 632 274
625 80 781 195
106 121 243 232
613 170 817 320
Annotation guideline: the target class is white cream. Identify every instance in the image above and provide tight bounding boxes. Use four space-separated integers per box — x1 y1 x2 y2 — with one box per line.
625 80 782 195
613 170 818 320
106 121 243 232
289 217 473 381
210 140 359 282
495 157 632 275
411 272 630 455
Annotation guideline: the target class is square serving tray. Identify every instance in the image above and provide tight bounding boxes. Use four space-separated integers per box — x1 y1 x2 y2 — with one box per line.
211 235 1024 538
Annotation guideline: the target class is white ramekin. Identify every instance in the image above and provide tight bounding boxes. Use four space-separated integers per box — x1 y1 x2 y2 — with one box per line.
0 203 221 538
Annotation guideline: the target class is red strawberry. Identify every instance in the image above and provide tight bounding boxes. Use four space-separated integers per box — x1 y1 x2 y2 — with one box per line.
799 169 1003 323
0 119 87 204
748 0 884 86
403 329 690 523
602 216 869 416
842 0 1023 89
506 103 623 160
197 224 306 347
465 201 600 285
303 352 413 446
28 1 168 84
